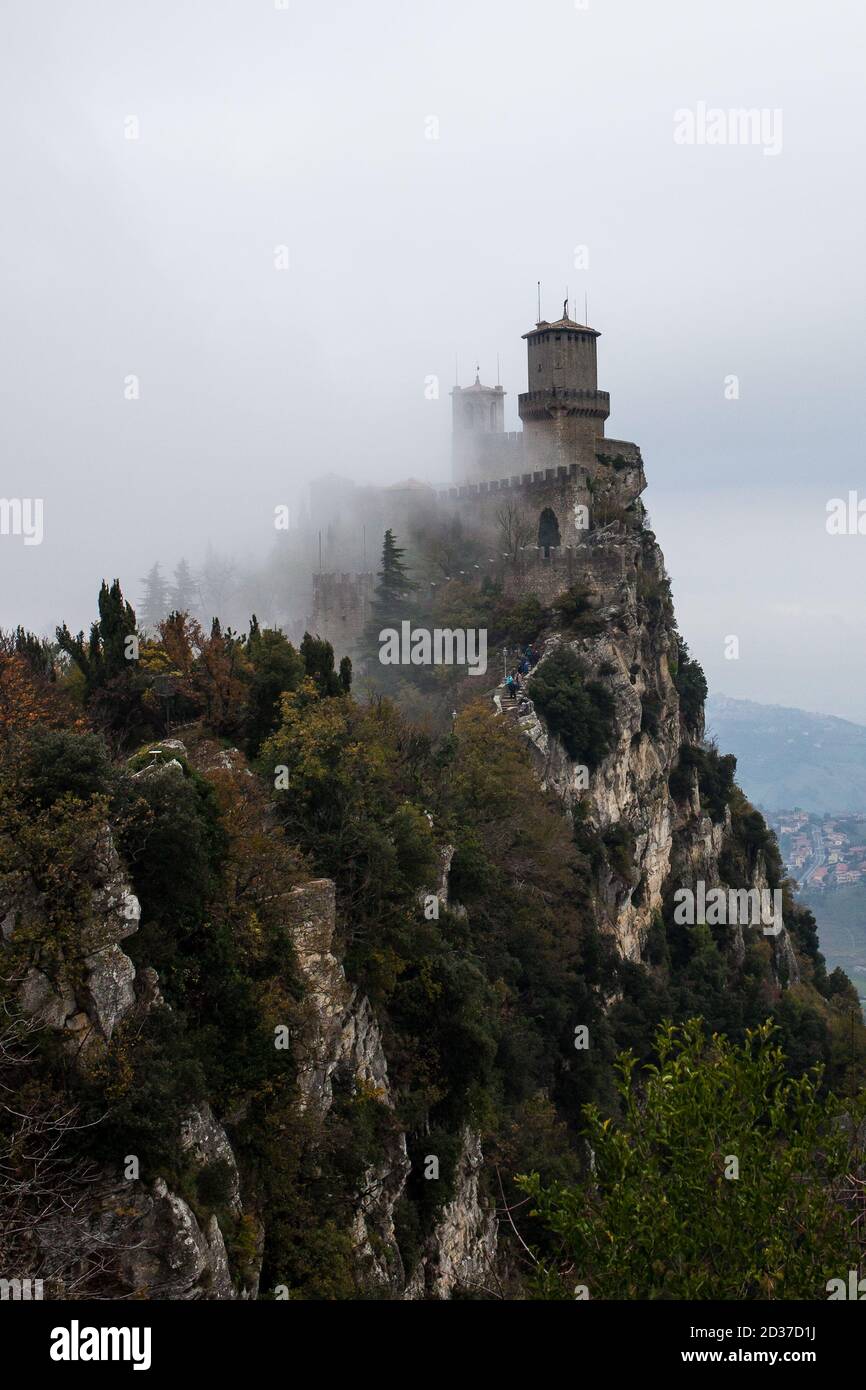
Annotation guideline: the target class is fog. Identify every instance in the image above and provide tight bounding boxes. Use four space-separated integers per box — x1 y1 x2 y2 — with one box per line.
1 0 864 715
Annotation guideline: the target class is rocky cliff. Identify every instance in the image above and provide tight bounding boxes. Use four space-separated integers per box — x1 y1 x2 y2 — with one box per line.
284 875 497 1299
510 517 800 981
0 494 825 1302
0 795 255 1300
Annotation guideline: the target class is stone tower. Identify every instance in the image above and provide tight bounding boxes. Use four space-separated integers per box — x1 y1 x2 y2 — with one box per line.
450 372 507 482
518 310 610 470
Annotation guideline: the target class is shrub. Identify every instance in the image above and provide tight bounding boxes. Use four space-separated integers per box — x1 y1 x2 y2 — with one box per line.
196 1159 237 1210
19 728 114 808
552 586 604 635
671 637 708 729
528 648 616 768
519 1019 866 1300
669 743 735 821
603 823 636 881
640 693 663 738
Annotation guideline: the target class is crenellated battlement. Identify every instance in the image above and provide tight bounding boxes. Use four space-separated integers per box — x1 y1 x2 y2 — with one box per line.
452 309 645 488
518 387 610 420
437 461 590 503
309 309 649 637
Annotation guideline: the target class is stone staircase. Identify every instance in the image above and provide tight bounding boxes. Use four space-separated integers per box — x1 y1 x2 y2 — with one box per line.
494 686 535 724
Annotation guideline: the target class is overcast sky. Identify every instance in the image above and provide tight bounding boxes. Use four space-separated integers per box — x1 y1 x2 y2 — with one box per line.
1 0 864 717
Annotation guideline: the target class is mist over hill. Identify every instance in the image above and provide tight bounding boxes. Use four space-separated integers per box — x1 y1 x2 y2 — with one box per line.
706 694 866 815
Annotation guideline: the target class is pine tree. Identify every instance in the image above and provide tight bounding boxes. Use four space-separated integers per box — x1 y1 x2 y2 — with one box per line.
372 529 417 627
170 557 199 616
139 563 169 632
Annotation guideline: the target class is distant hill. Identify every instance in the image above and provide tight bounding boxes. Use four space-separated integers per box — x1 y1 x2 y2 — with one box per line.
706 694 866 815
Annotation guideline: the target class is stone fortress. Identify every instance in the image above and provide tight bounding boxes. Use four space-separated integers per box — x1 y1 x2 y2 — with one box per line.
310 304 647 657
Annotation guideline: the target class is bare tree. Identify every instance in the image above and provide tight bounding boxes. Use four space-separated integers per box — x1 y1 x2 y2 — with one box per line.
496 500 533 559
0 995 148 1298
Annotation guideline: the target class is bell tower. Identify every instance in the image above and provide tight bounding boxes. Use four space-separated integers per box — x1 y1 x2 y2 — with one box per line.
450 370 506 482
518 304 610 469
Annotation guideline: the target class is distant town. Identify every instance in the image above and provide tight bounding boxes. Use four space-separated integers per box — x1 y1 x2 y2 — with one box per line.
768 810 866 891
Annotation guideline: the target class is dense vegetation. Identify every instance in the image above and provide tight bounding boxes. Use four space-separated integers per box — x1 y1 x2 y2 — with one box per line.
528 646 616 767
522 1019 866 1299
2 559 865 1300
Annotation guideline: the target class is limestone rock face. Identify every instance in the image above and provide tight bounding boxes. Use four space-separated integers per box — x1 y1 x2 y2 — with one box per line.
285 879 411 1289
3 757 256 1302
84 943 137 1041
405 1129 498 1300
5 826 143 1061
518 529 680 961
180 1103 243 1216
108 1179 234 1300
511 520 801 978
32 1175 235 1300
286 879 396 1112
18 967 76 1030
285 877 500 1298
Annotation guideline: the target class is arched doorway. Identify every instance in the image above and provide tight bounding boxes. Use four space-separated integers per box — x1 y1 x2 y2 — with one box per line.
538 507 561 556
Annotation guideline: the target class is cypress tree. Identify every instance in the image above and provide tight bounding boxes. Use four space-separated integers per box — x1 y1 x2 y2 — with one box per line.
372 529 416 629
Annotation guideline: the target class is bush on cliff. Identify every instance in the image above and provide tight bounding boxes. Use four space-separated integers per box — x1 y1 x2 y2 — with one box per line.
528 647 615 768
520 1018 866 1299
671 636 707 730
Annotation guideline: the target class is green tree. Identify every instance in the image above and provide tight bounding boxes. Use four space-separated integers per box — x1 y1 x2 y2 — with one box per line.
299 631 345 698
56 580 151 744
57 579 138 696
370 529 417 631
671 635 708 730
244 618 304 756
520 1018 866 1299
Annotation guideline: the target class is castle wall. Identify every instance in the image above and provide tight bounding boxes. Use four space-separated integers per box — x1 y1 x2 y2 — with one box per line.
457 431 525 483
498 533 631 604
439 465 592 550
521 408 604 471
437 445 644 549
307 449 647 650
310 571 375 661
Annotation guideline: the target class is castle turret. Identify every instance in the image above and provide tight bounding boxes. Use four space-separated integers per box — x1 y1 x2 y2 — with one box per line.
518 312 610 470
